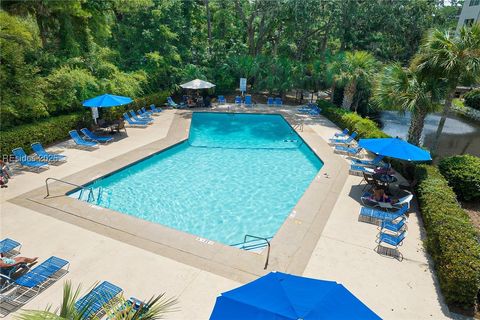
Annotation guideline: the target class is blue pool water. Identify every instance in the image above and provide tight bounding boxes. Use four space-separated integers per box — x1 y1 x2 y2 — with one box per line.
71 113 323 245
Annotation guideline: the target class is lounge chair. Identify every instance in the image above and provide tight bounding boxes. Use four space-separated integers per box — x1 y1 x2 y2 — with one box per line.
80 128 113 144
376 230 407 260
235 96 242 105
297 103 317 112
329 132 357 145
69 131 98 148
244 95 252 107
0 238 21 256
350 164 375 176
267 97 274 106
352 155 385 167
142 107 157 116
12 148 49 171
123 114 148 127
378 230 406 246
75 281 122 319
217 95 226 104
334 128 349 138
358 205 408 225
149 104 162 114
109 297 149 319
31 142 67 162
393 194 414 209
139 107 154 117
305 107 321 116
130 110 153 123
0 256 69 302
137 109 153 119
380 216 407 234
167 97 186 109
378 230 407 251
274 97 283 106
334 145 362 157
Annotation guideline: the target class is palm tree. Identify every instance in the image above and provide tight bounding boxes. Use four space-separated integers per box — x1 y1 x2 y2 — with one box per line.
414 23 480 152
335 51 378 111
16 281 178 320
325 53 345 103
373 63 442 146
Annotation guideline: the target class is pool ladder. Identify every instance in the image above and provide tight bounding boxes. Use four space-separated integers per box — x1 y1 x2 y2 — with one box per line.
45 177 95 200
292 121 304 132
232 234 271 270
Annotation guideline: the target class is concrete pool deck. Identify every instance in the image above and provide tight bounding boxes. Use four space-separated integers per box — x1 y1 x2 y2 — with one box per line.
0 106 452 319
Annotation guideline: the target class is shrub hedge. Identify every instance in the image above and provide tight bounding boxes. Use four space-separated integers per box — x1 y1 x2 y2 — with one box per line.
415 164 480 310
464 89 480 111
318 100 390 139
0 112 92 159
438 154 480 202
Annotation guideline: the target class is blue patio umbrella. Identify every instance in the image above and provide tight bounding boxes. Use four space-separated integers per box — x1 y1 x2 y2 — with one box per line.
210 272 381 320
358 137 432 162
82 94 133 108
82 94 133 123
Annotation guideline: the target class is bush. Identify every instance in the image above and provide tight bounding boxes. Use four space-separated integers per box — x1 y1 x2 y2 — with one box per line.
0 112 92 159
45 66 99 115
415 165 480 310
463 89 480 110
133 90 171 109
438 154 480 201
318 100 390 139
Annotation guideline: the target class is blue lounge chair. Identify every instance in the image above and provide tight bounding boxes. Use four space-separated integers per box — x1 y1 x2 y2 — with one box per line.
80 128 113 144
217 95 226 104
244 95 252 107
140 107 154 116
31 143 66 162
307 108 321 116
329 132 357 144
297 105 311 112
137 109 154 120
130 110 153 123
352 155 385 167
334 128 349 138
123 114 148 127
167 97 186 109
12 148 49 171
0 256 69 301
359 205 408 225
267 97 274 106
0 238 21 256
235 96 242 105
274 97 283 106
75 281 122 319
69 131 98 148
380 216 407 234
378 230 407 249
334 145 362 156
149 104 162 114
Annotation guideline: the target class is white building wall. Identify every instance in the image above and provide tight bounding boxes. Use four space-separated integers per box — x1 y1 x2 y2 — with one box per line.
456 0 480 32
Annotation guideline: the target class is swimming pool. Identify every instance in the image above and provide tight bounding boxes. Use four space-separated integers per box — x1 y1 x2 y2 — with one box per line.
70 113 323 246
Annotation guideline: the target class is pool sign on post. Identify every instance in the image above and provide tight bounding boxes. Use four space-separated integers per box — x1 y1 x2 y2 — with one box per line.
240 78 247 97
91 107 99 124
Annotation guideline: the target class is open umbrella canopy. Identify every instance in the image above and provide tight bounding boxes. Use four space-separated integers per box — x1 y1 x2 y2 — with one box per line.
358 137 431 162
82 94 133 108
210 272 381 320
180 79 215 90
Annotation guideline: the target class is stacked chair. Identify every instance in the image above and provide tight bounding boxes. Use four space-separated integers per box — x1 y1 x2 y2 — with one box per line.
328 127 413 260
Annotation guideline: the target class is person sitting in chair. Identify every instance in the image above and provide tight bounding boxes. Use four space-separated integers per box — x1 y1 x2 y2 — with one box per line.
1 256 38 269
